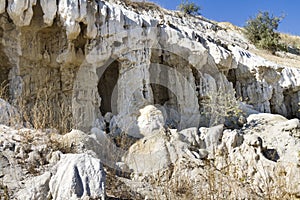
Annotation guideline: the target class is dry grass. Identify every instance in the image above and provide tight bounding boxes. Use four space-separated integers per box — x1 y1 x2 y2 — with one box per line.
0 183 10 200
244 31 300 68
153 160 297 200
0 80 8 101
122 0 162 12
250 47 300 68
0 82 73 134
217 21 300 68
217 21 244 33
280 33 300 49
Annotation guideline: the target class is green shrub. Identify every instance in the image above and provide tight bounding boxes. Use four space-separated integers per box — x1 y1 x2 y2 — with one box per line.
178 0 201 15
244 11 284 53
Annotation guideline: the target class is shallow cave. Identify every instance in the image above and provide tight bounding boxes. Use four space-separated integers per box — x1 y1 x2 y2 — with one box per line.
226 69 237 89
150 49 182 128
97 60 120 116
262 148 280 162
150 83 178 108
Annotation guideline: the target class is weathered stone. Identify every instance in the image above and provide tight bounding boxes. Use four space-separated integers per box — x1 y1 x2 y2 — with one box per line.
222 129 244 152
7 0 36 26
123 130 187 174
199 124 224 153
0 0 5 14
0 98 21 127
136 105 165 138
0 1 300 198
178 127 202 147
0 0 299 133
40 0 57 26
49 153 106 200
16 172 51 200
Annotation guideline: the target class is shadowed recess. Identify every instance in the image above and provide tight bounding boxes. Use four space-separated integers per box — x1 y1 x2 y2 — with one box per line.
98 60 120 115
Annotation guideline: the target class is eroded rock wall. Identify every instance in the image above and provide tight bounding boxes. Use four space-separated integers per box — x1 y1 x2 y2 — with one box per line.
0 0 299 134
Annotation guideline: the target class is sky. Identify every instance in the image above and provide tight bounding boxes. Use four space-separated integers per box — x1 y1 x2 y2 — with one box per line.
151 0 300 36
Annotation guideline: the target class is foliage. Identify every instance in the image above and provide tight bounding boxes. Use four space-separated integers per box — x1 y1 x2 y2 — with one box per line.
178 0 201 15
201 88 243 128
244 11 284 53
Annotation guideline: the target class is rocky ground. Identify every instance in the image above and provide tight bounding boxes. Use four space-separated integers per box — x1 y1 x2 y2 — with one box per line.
1 101 300 199
0 0 300 199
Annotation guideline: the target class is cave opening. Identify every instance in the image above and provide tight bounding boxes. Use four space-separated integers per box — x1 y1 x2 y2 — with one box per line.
226 69 237 89
97 60 120 116
150 83 179 128
150 83 178 107
150 49 182 128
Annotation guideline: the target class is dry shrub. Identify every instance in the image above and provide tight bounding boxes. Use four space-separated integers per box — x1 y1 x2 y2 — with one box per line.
0 183 10 200
0 80 9 101
0 81 73 134
201 88 243 128
144 152 297 199
23 87 73 133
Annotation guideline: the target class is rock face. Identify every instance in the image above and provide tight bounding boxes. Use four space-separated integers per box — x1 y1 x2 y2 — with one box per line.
0 0 300 199
49 153 106 200
0 0 298 135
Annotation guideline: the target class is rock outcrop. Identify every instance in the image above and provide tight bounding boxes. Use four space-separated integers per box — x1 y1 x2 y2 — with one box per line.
0 0 300 199
0 0 298 135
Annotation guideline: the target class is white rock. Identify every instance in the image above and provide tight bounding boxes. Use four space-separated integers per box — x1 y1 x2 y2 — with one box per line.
198 149 209 159
104 112 113 123
244 134 263 148
58 0 81 39
199 124 224 153
7 0 36 26
0 98 21 127
16 172 51 200
222 129 244 152
178 127 202 147
48 151 62 164
40 0 57 26
0 0 5 14
247 113 287 124
136 105 165 138
123 131 187 174
49 153 106 200
245 113 300 165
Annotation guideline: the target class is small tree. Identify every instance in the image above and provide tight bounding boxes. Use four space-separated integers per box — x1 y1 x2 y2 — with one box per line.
178 0 201 15
244 11 284 52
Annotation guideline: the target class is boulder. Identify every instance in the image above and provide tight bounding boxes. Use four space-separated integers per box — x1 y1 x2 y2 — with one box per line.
137 105 165 138
0 98 21 127
49 153 106 200
221 129 244 152
199 124 224 153
178 127 203 148
16 172 51 200
123 130 187 175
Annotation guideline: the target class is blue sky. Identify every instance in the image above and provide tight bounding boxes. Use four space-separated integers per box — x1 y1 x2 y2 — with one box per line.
152 0 300 36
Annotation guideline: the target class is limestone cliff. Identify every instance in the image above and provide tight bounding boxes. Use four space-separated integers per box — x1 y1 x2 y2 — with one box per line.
1 1 300 199
0 0 299 135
